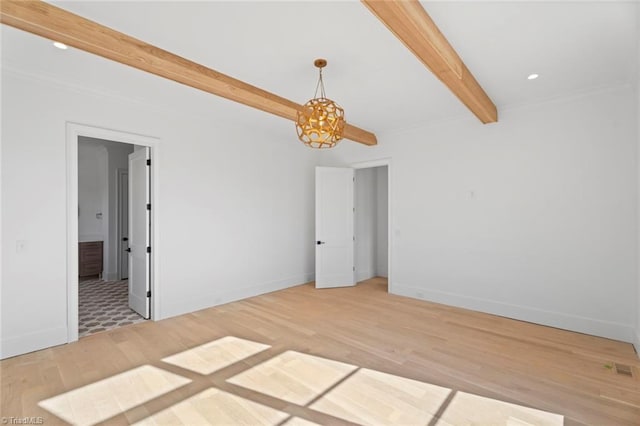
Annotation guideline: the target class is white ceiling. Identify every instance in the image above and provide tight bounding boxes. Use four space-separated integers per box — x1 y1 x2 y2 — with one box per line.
2 1 637 136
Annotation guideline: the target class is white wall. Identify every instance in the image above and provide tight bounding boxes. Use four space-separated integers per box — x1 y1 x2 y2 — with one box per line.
326 86 637 343
77 142 108 244
1 69 318 358
375 167 388 277
635 2 640 354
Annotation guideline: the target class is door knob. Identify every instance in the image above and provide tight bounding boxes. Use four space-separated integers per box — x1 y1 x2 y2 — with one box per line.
126 248 131 252
316 241 325 245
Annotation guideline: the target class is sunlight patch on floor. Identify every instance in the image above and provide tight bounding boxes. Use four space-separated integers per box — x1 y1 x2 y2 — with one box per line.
227 350 358 405
436 391 564 426
310 368 451 424
38 365 190 426
162 336 270 375
37 336 564 426
132 388 289 425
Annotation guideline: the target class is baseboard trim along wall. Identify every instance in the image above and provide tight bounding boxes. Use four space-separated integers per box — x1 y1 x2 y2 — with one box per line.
161 273 315 320
356 270 376 283
393 283 635 343
103 272 119 281
634 331 640 357
1 326 68 360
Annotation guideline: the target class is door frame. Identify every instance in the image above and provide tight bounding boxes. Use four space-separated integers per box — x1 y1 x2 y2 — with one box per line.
351 158 392 293
66 122 161 343
115 168 129 280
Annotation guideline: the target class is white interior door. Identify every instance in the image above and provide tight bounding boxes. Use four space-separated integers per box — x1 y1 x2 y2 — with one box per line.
315 167 355 288
128 148 150 318
118 170 129 280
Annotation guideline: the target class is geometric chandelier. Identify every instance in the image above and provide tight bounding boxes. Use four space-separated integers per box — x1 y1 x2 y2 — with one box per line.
296 59 346 148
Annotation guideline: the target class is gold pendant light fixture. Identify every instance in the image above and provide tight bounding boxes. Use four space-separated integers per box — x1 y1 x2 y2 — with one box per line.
296 59 345 149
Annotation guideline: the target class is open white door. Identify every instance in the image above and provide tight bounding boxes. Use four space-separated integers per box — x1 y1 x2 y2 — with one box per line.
315 167 355 288
128 148 150 318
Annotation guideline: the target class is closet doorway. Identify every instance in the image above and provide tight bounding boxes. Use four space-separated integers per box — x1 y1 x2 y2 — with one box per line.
354 165 389 288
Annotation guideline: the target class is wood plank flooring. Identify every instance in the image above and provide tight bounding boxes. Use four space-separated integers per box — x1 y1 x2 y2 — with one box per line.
1 277 639 425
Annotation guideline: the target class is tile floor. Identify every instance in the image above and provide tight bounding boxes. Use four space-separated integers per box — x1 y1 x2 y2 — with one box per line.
79 278 146 337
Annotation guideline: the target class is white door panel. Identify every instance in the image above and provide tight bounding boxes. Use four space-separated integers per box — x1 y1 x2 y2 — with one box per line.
315 167 355 288
118 170 129 280
128 148 150 318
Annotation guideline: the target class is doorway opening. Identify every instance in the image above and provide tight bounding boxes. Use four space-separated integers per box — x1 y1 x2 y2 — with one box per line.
314 159 391 292
67 123 159 343
77 137 147 337
354 165 389 291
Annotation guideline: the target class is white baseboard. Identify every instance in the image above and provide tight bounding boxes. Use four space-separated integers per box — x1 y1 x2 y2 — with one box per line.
161 273 315 320
103 271 119 281
393 283 635 343
634 330 640 358
1 326 67 360
356 270 375 283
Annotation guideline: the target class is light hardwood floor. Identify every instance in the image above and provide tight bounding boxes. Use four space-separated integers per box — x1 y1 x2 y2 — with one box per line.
1 277 639 425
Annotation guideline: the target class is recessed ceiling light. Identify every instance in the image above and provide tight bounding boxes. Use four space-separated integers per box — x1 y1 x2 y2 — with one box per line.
53 42 68 50
527 73 539 80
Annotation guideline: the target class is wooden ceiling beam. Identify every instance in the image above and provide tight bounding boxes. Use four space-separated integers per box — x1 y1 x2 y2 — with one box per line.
0 0 377 145
362 0 497 124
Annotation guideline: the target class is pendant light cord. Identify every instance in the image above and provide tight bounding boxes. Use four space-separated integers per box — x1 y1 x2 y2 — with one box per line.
313 68 326 99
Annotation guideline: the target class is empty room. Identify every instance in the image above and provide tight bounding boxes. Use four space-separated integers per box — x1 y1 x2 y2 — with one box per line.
1 1 639 425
